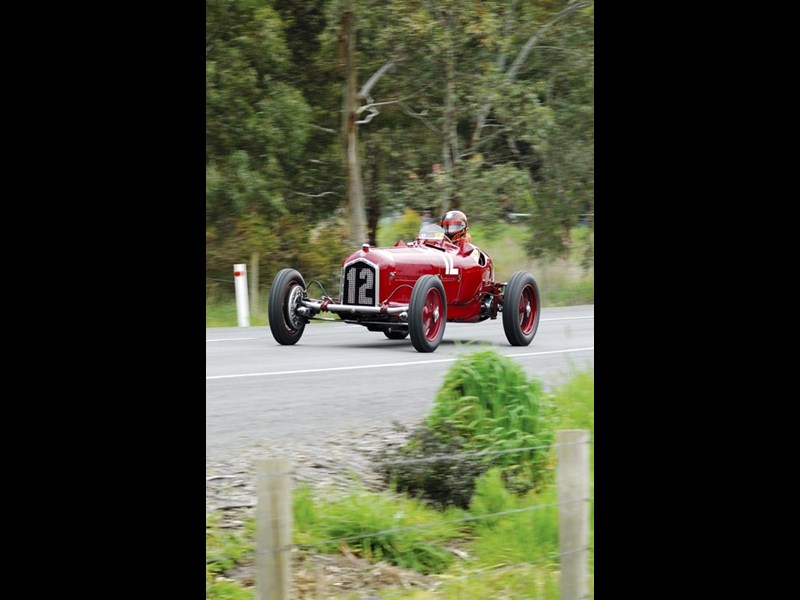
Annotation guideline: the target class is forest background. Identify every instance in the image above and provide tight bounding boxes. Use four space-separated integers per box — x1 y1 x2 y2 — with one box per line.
206 0 594 314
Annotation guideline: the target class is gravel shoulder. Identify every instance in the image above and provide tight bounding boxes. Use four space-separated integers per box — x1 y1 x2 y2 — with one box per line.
206 423 413 512
207 423 436 599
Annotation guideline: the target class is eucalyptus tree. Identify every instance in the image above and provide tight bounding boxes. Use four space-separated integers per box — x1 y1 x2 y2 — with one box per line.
272 0 348 222
366 0 594 257
206 0 313 292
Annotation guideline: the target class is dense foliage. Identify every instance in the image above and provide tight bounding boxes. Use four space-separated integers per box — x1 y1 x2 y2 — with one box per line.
207 0 594 301
380 350 556 506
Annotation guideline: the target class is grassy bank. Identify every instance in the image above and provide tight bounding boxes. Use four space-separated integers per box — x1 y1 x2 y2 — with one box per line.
206 361 594 598
206 303 267 328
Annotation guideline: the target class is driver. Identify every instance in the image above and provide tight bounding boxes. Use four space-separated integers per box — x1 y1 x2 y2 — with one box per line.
441 210 472 244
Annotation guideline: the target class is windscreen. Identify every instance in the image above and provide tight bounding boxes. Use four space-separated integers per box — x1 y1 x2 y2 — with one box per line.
417 223 445 240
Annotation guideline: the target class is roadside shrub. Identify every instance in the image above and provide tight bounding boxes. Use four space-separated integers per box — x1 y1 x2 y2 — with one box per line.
382 351 556 507
379 421 488 510
428 350 556 494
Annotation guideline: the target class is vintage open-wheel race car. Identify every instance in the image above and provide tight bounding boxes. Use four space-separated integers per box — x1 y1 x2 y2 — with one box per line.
268 222 540 353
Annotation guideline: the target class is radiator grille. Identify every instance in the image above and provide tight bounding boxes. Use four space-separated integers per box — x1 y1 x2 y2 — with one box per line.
342 261 377 306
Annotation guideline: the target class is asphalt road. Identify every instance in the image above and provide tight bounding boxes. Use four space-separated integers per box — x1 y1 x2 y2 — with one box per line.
206 304 594 457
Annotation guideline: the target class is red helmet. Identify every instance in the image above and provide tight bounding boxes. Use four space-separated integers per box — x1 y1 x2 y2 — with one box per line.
440 210 468 241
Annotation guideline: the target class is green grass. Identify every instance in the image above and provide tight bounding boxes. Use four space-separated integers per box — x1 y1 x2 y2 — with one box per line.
294 483 466 574
206 578 253 600
339 468 582 599
551 368 595 434
542 274 594 307
467 470 560 565
206 302 267 328
206 514 254 598
206 363 594 598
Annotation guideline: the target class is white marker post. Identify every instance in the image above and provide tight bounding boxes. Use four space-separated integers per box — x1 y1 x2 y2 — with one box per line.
234 264 250 327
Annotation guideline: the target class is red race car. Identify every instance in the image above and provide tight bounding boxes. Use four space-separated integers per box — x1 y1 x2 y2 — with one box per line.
268 222 540 352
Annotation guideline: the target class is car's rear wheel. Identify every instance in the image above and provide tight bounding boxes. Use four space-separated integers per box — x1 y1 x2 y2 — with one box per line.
502 271 540 346
409 275 447 352
268 268 307 345
384 329 409 340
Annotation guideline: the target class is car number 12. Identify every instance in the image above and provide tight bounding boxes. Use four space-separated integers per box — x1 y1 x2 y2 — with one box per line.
345 267 375 305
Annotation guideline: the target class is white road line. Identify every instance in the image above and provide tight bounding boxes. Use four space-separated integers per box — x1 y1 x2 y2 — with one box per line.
206 337 259 343
506 347 594 358
540 316 594 321
206 346 594 380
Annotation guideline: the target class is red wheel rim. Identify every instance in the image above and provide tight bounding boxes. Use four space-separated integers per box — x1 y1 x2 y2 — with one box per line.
421 288 444 341
518 283 537 335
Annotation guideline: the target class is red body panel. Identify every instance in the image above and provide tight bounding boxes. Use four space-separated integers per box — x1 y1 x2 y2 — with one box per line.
341 237 496 323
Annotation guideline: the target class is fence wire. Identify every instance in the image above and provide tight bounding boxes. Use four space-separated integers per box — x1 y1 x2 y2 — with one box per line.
214 495 593 564
207 277 235 285
375 439 591 467
291 496 591 552
243 439 595 482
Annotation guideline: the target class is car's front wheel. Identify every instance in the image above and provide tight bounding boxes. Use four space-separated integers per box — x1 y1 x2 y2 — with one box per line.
502 271 540 346
268 268 307 345
409 275 447 352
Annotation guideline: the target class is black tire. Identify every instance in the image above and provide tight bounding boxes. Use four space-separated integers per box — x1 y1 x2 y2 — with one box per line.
502 271 541 346
384 329 409 340
268 269 307 345
408 275 447 352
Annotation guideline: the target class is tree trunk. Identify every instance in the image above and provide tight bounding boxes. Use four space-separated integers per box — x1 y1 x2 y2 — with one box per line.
365 136 380 247
442 43 460 211
341 1 367 245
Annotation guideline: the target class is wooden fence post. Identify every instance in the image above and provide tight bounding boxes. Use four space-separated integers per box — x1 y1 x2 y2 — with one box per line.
255 457 291 600
557 429 589 600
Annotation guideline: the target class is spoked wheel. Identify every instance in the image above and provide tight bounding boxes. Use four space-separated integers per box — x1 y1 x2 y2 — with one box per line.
409 275 447 352
384 329 409 340
502 271 540 346
268 268 307 345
